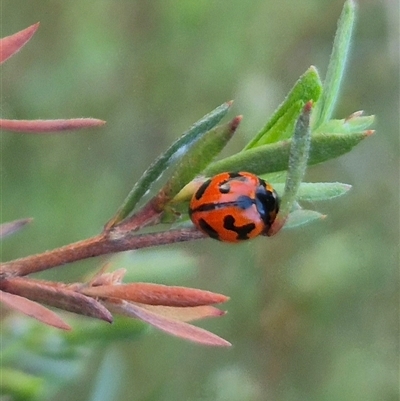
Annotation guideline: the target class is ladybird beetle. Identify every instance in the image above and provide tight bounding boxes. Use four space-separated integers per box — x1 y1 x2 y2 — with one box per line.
189 172 280 242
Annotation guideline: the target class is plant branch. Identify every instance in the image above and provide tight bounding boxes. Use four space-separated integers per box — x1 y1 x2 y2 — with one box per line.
0 227 205 279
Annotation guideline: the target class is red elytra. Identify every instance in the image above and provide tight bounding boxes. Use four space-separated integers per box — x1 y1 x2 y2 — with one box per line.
189 172 280 242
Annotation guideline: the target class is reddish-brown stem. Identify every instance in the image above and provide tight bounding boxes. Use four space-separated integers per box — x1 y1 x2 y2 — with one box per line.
0 228 205 280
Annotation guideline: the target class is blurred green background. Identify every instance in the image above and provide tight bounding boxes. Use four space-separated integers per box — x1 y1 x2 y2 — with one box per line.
1 1 398 400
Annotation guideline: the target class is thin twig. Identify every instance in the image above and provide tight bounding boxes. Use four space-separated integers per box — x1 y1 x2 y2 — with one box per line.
0 228 205 279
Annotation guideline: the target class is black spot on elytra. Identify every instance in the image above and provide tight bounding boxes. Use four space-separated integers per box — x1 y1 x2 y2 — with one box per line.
198 218 220 240
223 215 256 240
191 203 219 213
192 196 253 214
195 179 212 200
219 172 247 194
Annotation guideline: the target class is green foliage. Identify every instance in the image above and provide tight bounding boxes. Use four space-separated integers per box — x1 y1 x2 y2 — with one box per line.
203 130 368 177
312 0 356 128
107 3 371 227
245 66 322 148
144 0 371 232
283 209 325 229
159 116 240 205
273 182 351 202
108 101 232 226
314 114 375 134
275 103 312 228
102 0 370 227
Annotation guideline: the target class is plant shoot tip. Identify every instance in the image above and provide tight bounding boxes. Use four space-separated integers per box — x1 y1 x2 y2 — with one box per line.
230 115 243 130
304 101 313 112
345 110 364 121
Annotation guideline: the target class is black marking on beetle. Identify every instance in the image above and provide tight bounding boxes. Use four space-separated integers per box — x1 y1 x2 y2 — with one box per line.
223 214 256 240
258 177 267 186
228 172 242 179
195 179 212 200
218 172 249 194
191 196 254 214
198 218 220 240
254 186 279 227
191 202 220 213
218 183 231 194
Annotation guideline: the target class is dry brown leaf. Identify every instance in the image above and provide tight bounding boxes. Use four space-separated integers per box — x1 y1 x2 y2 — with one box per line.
0 290 71 330
82 282 229 307
134 303 226 322
0 278 113 323
107 300 231 347
88 268 126 287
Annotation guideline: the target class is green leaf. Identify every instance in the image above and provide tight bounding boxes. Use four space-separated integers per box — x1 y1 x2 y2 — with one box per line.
204 130 371 177
107 101 232 227
158 116 241 207
253 100 304 146
284 209 326 229
308 131 372 165
245 66 322 150
315 113 375 134
270 102 312 234
312 0 356 128
273 182 352 202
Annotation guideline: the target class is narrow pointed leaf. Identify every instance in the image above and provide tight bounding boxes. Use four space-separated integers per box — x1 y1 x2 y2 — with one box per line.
344 115 375 132
314 114 375 134
107 101 232 227
307 130 374 165
245 66 322 149
109 300 231 346
204 130 371 177
157 116 241 208
81 283 229 307
0 218 33 239
312 0 356 128
273 182 352 202
170 178 205 204
268 102 312 235
284 209 326 229
252 100 304 146
137 304 226 322
0 278 113 323
0 290 71 330
0 118 105 133
0 22 40 64
87 267 126 287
